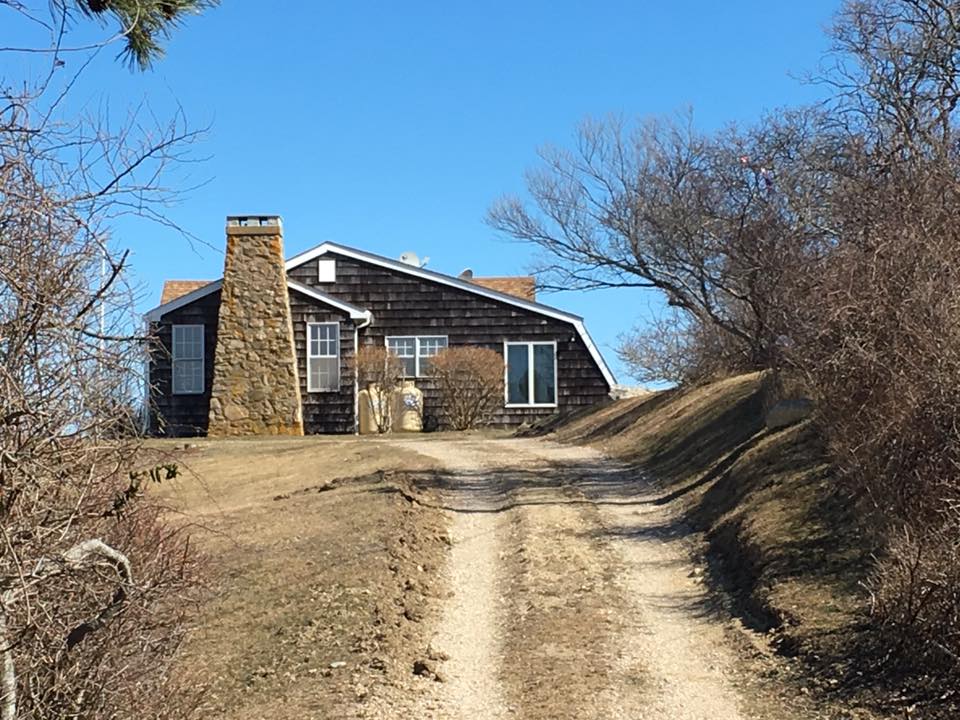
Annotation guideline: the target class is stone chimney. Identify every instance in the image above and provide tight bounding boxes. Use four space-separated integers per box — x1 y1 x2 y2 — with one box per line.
208 216 304 436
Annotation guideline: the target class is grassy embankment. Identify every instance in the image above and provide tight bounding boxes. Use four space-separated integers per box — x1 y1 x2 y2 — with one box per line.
526 373 874 692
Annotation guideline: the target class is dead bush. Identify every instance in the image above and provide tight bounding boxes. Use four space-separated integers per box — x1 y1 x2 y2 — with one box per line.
429 346 505 430
1 35 206 717
788 156 960 679
866 521 960 674
618 310 761 385
355 345 405 433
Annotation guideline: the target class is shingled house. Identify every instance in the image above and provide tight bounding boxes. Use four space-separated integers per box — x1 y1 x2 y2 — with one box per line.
144 216 615 437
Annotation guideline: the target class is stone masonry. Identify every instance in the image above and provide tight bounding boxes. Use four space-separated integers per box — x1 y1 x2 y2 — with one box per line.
207 216 304 436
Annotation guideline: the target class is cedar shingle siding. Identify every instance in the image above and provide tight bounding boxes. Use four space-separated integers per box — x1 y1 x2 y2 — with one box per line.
287 252 609 427
148 247 611 436
289 288 357 434
149 289 221 437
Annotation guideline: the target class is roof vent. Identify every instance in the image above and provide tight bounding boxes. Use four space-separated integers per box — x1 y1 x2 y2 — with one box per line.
399 251 429 268
458 268 474 279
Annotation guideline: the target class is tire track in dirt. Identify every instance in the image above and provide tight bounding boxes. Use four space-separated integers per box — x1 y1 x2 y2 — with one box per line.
400 441 512 720
594 487 747 719
394 438 650 720
509 439 793 720
431 508 512 719
388 436 810 720
500 481 649 720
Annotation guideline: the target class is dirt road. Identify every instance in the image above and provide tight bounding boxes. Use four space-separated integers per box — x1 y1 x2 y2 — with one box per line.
378 436 811 720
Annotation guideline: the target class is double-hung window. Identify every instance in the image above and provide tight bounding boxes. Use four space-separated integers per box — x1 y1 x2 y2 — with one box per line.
505 341 557 407
385 336 448 377
307 322 340 392
172 325 204 395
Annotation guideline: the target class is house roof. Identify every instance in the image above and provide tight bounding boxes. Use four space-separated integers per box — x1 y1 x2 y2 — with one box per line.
147 280 223 322
286 242 616 388
144 241 616 388
286 280 371 320
145 278 372 323
160 280 211 305
469 276 536 301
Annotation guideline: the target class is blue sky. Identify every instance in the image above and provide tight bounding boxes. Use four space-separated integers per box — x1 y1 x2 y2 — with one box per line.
5 1 841 382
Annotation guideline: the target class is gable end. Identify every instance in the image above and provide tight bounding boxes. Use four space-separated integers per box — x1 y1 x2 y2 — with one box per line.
285 242 616 388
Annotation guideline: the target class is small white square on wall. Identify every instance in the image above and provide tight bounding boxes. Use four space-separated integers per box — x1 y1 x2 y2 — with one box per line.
318 259 336 283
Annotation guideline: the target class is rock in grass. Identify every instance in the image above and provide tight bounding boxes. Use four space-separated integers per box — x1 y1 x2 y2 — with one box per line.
765 398 814 430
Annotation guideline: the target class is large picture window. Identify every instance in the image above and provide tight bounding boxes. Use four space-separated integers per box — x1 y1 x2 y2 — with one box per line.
308 322 340 392
172 324 204 395
385 335 448 377
505 341 557 407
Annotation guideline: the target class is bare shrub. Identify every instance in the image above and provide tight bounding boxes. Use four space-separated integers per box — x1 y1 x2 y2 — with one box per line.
429 347 505 430
781 0 960 683
866 521 960 673
789 154 960 678
1 18 208 716
617 310 759 385
356 345 404 433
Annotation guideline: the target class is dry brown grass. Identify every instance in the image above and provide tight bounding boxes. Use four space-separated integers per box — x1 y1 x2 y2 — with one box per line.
526 374 896 711
149 437 450 720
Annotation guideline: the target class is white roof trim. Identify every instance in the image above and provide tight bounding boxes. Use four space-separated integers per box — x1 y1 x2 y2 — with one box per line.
286 279 371 320
145 280 223 322
286 242 617 388
144 278 371 324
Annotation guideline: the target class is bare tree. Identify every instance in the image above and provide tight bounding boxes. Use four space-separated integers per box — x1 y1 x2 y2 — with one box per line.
820 0 960 157
615 310 742 385
487 110 834 377
1 3 212 716
0 78 206 716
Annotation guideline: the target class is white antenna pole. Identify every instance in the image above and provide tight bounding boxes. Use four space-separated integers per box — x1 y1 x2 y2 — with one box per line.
99 253 106 354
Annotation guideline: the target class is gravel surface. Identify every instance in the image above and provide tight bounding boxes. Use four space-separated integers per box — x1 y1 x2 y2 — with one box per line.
383 436 824 720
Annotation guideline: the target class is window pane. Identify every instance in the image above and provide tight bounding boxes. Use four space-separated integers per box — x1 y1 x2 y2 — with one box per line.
309 324 338 358
533 344 556 404
189 360 203 393
400 356 416 377
173 325 203 361
174 359 203 394
308 325 340 390
309 356 339 391
418 337 447 375
507 345 529 404
418 337 447 357
320 326 337 356
387 338 416 357
173 326 203 394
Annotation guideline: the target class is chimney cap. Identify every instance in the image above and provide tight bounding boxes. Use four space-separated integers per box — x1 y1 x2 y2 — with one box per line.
226 215 282 228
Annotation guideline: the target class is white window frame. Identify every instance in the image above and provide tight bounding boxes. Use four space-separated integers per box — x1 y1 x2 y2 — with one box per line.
307 322 341 393
384 335 449 377
172 324 205 395
503 340 558 408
